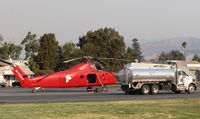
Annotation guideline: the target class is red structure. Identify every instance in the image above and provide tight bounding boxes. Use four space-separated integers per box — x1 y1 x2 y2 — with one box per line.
12 62 116 92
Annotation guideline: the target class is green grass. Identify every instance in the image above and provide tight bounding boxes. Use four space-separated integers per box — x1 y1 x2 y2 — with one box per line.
0 98 200 119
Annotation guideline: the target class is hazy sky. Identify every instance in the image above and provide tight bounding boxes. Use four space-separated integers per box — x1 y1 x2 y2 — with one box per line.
0 0 200 45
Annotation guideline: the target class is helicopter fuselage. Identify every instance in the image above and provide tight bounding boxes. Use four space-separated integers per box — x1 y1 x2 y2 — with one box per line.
12 62 116 89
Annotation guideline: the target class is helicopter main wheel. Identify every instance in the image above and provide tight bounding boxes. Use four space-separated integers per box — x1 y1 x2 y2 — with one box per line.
94 87 104 93
102 86 108 93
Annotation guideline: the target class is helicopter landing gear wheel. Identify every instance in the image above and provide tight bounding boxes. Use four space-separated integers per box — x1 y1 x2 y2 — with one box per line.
32 87 43 93
102 86 108 93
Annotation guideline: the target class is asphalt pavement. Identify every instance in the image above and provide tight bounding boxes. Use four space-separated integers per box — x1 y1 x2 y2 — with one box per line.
0 83 200 104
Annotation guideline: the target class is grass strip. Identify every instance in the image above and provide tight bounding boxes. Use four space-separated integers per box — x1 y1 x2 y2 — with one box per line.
0 98 200 119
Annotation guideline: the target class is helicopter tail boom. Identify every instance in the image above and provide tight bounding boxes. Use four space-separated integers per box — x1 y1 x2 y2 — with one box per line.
12 65 29 86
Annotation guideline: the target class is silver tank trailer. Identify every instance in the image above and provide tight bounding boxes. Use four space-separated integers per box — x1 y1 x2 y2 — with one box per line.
126 68 175 83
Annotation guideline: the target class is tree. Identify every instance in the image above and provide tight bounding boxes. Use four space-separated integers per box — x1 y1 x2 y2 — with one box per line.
192 54 200 62
21 32 39 59
55 42 83 71
158 51 169 61
0 42 22 59
126 38 143 61
158 50 185 61
37 33 59 70
0 34 4 42
182 41 187 49
77 27 126 71
182 41 187 56
21 32 40 74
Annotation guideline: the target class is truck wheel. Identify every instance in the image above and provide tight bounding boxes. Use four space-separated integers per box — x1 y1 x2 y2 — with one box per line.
125 90 135 95
175 91 181 94
141 85 150 95
187 84 195 94
151 85 159 95
125 91 130 94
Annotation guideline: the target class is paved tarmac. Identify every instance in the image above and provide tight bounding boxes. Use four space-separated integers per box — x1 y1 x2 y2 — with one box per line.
0 84 200 104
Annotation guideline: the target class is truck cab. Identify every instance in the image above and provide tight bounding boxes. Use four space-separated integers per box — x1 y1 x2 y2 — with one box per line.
175 69 196 93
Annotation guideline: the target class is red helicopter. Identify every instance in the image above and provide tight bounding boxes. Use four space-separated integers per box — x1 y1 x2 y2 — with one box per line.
1 56 117 93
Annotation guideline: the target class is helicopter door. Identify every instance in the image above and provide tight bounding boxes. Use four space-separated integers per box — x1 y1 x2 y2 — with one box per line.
87 74 96 84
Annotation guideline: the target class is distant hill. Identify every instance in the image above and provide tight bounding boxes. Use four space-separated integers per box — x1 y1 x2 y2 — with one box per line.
140 37 200 59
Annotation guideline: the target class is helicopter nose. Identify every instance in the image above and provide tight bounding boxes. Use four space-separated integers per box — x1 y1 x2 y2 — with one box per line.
110 72 116 76
112 72 121 82
112 72 119 78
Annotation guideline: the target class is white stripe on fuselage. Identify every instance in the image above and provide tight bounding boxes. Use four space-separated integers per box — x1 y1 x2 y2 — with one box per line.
15 69 24 80
65 75 72 84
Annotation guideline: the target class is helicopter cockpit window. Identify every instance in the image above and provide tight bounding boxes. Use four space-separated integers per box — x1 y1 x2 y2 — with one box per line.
94 62 103 70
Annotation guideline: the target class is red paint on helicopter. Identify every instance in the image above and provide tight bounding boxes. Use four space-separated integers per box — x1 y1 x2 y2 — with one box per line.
12 61 116 92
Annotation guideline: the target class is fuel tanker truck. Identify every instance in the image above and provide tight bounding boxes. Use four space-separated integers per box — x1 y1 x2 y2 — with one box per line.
118 63 197 95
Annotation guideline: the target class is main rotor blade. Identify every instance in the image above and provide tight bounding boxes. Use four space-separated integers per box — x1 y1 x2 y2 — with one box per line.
63 56 94 63
97 58 134 62
63 57 84 63
0 59 12 65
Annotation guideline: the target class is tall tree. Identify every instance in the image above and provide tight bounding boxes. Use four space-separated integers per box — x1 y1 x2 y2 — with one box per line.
55 42 83 71
0 34 4 42
21 32 39 58
37 33 59 70
21 32 39 73
182 41 187 49
77 27 126 71
126 38 143 61
158 50 185 61
182 41 187 57
0 42 22 59
158 51 169 61
192 54 200 62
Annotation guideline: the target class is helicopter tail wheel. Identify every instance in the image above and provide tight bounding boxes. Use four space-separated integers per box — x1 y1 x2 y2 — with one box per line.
32 87 43 93
87 87 95 93
87 86 108 93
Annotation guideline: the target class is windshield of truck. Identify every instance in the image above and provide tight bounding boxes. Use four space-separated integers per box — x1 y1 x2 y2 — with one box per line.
178 71 188 76
182 71 188 76
178 71 181 75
